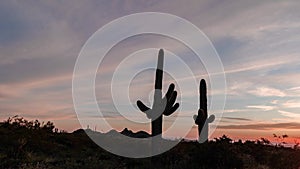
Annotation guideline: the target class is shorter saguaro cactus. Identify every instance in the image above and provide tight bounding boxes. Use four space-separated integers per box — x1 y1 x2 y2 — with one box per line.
193 79 215 143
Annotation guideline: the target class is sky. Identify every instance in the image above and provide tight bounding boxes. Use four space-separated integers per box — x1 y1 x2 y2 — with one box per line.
1 0 300 143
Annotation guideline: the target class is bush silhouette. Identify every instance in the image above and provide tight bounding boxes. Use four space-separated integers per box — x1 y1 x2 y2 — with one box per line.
2 115 55 133
1 117 300 168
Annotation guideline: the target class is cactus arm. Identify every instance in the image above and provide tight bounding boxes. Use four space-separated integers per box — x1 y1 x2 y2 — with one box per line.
163 84 179 116
164 102 179 116
136 100 151 119
208 114 215 123
137 100 150 112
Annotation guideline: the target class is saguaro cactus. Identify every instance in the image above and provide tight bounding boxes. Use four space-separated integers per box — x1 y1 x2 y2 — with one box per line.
136 49 179 137
194 79 215 143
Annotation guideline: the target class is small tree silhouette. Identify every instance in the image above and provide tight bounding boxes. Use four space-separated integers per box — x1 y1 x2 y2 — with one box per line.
193 79 215 143
273 133 289 147
3 115 55 133
136 49 179 137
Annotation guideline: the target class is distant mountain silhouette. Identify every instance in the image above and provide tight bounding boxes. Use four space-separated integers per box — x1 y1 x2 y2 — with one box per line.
73 128 94 134
120 128 151 138
106 129 119 136
72 128 150 138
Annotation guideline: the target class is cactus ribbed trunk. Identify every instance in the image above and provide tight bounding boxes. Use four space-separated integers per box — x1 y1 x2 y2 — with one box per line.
152 116 162 136
194 79 214 143
152 56 163 137
199 79 208 142
200 79 207 115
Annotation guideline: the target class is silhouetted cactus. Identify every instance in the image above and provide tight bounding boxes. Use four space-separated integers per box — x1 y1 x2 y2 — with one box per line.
194 79 215 143
137 49 179 137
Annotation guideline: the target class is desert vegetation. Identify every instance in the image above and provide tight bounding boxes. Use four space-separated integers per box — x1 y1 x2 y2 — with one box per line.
0 116 300 169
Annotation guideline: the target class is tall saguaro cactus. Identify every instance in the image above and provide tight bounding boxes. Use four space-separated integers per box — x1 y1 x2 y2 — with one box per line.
137 49 179 137
194 79 215 143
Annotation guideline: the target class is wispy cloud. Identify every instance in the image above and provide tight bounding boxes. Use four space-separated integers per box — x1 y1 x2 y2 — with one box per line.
1 0 300 135
271 100 279 104
223 109 249 113
278 110 300 119
281 100 300 108
248 87 286 97
218 122 300 130
222 117 252 121
247 105 276 111
288 86 300 91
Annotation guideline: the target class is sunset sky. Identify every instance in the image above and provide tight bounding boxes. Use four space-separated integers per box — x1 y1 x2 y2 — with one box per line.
1 0 300 143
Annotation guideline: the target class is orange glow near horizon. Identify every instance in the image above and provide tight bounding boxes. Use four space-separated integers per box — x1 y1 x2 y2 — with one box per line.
1 115 300 145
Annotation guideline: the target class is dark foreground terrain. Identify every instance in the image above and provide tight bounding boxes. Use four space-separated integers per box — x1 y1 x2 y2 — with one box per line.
1 117 300 169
